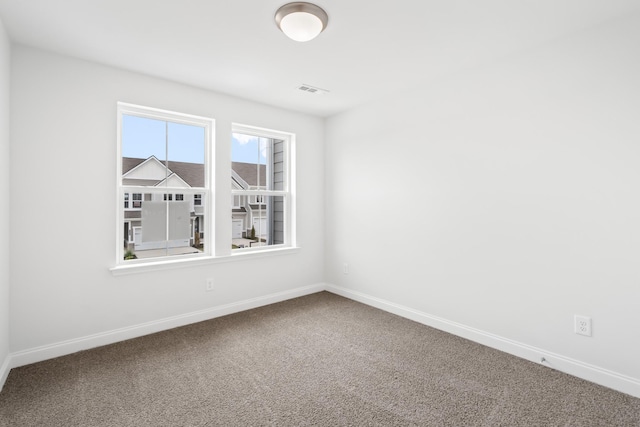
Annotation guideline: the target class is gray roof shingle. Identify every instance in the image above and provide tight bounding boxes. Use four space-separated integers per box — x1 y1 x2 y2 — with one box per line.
123 157 265 189
231 162 266 187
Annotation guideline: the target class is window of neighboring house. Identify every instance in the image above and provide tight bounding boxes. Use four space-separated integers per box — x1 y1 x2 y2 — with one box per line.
132 193 142 208
250 195 265 204
231 124 294 251
117 103 213 264
124 192 143 209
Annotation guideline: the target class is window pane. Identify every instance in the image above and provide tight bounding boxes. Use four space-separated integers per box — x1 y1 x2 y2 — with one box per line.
122 115 205 189
124 191 205 260
231 133 285 191
231 196 284 250
122 115 166 182
167 121 205 188
120 108 209 263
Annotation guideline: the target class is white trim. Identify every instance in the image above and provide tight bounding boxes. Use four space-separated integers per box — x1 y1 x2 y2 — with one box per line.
4 283 639 399
9 283 324 370
110 246 300 276
232 123 295 142
325 284 640 399
0 353 10 392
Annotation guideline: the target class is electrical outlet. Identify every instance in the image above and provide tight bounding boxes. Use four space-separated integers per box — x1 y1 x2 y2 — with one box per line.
205 278 214 292
575 315 592 337
343 263 349 275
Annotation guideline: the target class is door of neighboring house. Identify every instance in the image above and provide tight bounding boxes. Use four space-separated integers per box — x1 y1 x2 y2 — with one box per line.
133 227 142 246
124 222 130 246
232 219 243 238
252 217 267 237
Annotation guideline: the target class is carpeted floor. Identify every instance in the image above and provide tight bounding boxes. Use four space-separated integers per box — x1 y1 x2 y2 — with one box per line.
1 291 639 426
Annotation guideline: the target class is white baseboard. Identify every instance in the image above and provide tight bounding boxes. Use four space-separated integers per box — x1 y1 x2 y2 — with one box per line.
8 283 326 371
5 282 639 400
325 284 640 399
0 353 10 392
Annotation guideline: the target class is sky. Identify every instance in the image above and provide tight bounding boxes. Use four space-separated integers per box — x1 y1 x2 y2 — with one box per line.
232 133 267 165
122 114 266 165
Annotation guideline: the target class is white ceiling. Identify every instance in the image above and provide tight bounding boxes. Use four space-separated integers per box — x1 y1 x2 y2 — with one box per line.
1 0 639 117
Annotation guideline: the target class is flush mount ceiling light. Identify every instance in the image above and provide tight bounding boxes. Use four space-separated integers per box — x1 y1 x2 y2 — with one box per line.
275 2 328 42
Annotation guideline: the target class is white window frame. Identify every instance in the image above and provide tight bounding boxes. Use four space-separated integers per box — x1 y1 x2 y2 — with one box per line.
115 102 214 266
231 123 296 253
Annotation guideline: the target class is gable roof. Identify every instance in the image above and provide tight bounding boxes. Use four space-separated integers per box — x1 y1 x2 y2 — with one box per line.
231 162 266 187
155 172 191 189
123 157 204 188
122 157 265 189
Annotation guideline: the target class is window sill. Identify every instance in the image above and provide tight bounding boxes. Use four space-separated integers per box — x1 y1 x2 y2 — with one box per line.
110 246 300 276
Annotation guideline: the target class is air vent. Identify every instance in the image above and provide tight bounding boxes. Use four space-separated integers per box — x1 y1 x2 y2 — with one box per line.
297 84 329 95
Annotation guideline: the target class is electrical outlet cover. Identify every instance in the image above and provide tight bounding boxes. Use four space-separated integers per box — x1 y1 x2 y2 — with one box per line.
575 315 592 337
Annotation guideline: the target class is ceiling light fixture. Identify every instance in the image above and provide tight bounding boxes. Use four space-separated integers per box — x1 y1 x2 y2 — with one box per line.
275 2 328 42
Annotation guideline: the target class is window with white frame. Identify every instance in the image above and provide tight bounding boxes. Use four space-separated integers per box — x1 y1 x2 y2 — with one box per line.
231 124 293 250
117 103 213 263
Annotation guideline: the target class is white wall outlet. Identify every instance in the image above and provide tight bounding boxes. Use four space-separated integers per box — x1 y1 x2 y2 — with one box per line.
343 263 349 275
205 278 214 292
575 315 592 337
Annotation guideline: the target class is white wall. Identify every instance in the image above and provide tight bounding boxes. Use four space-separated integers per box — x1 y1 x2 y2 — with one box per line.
0 17 11 388
325 13 640 395
9 46 324 359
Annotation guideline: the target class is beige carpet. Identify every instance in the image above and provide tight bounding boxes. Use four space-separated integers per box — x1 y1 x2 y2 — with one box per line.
1 292 638 426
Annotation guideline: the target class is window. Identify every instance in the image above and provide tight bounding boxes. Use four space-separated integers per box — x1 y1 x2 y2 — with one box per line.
117 103 213 264
114 104 295 271
251 195 265 204
231 124 294 250
132 193 142 208
123 193 143 209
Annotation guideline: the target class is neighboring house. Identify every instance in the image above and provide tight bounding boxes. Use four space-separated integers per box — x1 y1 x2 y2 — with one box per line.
122 156 280 252
231 161 267 240
122 156 205 251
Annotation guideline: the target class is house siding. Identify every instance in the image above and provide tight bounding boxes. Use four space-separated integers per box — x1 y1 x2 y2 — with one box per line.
271 139 285 245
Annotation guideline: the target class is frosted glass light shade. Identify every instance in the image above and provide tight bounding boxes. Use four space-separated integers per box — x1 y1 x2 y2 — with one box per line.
275 2 328 42
280 12 323 42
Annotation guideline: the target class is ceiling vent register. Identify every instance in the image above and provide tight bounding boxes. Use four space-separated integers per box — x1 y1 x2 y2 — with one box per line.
297 84 329 95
